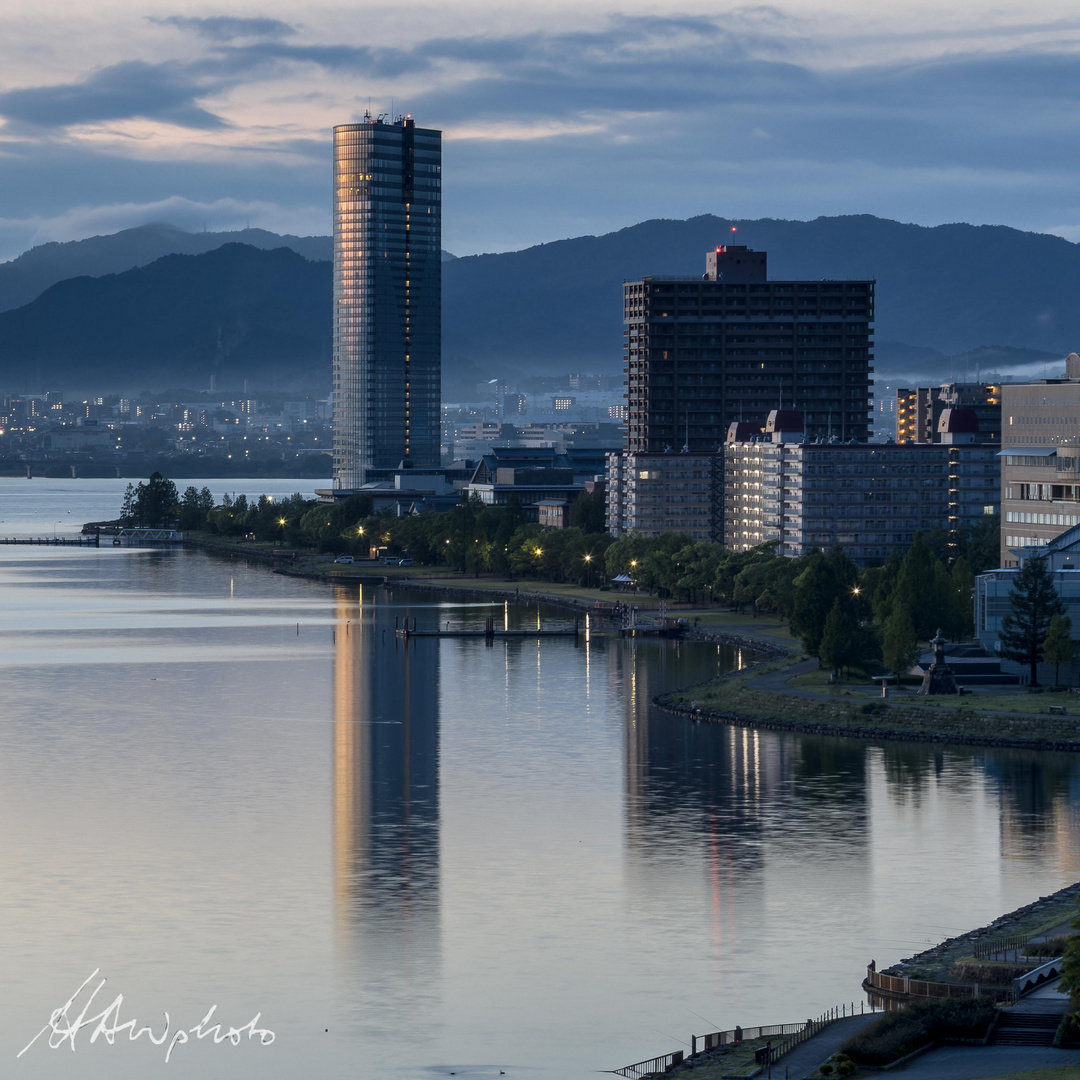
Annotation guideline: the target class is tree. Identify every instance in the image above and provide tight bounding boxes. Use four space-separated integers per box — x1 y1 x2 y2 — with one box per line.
119 483 137 526
791 546 857 660
1059 894 1080 1016
1000 555 1065 686
129 472 179 528
1044 614 1076 687
791 551 834 659
890 533 951 640
882 605 919 682
569 490 606 534
950 557 976 639
819 599 859 676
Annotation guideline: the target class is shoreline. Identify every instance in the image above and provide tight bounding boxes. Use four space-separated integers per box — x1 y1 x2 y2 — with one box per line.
182 535 793 650
185 536 1080 752
655 693 1080 753
658 651 1080 753
882 878 1080 983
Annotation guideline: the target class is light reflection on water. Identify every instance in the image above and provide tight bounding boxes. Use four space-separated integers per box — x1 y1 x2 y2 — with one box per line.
0 546 1078 1080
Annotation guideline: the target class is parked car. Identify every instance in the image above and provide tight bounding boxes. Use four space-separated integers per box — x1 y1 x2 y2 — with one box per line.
397 558 414 567
334 556 355 564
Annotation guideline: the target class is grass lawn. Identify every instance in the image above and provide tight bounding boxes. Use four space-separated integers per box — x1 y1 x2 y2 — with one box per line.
686 610 798 644
983 1070 1080 1080
679 1035 781 1079
673 661 1080 748
786 666 1080 717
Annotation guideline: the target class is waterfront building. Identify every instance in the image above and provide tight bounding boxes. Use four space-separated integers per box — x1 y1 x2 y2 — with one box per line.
623 246 874 453
605 449 723 540
332 114 442 489
896 382 1001 445
464 447 614 521
999 354 1080 565
724 409 998 563
976 524 1080 682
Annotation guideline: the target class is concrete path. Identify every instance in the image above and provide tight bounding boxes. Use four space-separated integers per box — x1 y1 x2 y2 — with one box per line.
773 1013 880 1078
887 1043 1080 1079
746 658 826 700
1009 976 1070 1014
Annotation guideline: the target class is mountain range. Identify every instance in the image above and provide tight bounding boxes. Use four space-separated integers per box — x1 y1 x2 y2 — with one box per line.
1 215 1079 396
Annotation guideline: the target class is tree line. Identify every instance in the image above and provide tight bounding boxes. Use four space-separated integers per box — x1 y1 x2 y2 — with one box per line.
118 475 1035 678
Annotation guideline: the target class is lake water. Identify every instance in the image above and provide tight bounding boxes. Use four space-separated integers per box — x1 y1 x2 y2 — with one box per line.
1 479 1079 1079
0 476 331 537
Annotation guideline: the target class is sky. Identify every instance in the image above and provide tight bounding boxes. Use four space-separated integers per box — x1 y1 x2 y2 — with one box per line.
3 1 1080 261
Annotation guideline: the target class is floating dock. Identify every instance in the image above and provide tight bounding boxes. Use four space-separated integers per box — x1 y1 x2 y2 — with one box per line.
396 616 579 639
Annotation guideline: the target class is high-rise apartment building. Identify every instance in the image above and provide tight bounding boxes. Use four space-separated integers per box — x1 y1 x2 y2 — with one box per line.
623 246 874 453
725 409 998 563
332 115 441 489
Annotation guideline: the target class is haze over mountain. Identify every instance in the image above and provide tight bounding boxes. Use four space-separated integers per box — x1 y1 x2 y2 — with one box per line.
1 214 1079 396
0 244 331 394
0 222 458 315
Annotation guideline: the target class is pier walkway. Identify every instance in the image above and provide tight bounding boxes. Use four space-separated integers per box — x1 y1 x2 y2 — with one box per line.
0 534 100 546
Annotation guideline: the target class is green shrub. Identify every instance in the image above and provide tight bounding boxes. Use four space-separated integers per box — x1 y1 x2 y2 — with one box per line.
949 960 1034 985
831 1053 856 1077
839 998 996 1065
818 1064 833 1076
1025 936 1070 958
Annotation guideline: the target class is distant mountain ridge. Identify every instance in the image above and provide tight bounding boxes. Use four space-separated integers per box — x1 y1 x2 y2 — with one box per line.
442 214 1080 374
0 223 458 314
2 215 1080 394
0 244 331 393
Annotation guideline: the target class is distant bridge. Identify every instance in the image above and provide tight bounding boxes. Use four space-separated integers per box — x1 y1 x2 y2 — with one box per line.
112 528 183 545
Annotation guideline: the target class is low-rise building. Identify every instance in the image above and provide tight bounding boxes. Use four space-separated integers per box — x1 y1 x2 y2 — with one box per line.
976 523 1080 683
464 447 614 521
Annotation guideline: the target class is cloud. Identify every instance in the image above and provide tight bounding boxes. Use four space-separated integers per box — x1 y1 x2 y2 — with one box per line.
0 61 226 130
225 41 427 78
5 10 1080 261
151 15 297 42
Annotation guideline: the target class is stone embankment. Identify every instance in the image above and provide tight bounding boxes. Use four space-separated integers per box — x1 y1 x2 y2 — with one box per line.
882 881 1080 985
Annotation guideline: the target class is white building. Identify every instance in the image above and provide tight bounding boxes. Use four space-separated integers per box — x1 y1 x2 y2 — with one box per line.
724 409 999 563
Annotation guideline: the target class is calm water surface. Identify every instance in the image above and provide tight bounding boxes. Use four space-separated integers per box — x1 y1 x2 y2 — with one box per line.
0 481 1079 1079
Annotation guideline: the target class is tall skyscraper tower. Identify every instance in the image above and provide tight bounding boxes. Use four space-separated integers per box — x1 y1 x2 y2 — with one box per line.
332 115 442 489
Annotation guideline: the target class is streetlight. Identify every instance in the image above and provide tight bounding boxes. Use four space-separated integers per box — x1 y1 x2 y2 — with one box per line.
278 516 286 546
584 552 593 588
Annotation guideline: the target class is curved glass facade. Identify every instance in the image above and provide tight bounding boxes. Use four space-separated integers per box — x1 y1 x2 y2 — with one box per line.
333 118 442 488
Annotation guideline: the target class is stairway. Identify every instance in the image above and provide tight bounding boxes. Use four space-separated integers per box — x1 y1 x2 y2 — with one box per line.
991 1011 1061 1046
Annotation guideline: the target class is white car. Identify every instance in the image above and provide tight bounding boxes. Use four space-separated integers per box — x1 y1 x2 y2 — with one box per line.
334 556 355 564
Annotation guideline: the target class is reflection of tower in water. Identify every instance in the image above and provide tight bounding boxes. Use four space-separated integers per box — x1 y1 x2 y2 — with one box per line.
332 589 440 1009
